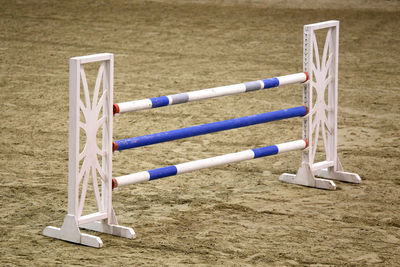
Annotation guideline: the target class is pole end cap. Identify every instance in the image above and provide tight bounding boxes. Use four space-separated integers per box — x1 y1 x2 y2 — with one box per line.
303 139 309 148
113 104 120 115
112 141 118 152
112 178 118 190
303 72 309 82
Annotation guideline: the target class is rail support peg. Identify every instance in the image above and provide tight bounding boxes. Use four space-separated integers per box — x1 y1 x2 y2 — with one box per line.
43 53 134 248
279 20 361 189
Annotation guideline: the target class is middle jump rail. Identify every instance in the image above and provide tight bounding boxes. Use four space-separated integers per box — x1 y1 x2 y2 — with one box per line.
113 106 308 151
113 72 308 115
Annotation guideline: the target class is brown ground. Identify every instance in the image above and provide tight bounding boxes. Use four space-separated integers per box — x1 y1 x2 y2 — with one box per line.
1 0 399 266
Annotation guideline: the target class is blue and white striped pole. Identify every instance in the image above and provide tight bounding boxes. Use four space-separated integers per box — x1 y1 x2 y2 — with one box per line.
113 106 308 151
113 72 308 114
113 139 308 188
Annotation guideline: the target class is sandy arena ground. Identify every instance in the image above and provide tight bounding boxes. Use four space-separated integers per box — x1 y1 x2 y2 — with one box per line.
1 0 399 265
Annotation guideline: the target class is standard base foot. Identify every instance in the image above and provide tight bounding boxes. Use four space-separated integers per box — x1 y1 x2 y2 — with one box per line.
43 215 104 248
279 173 336 190
279 163 337 190
279 161 361 190
43 214 135 248
80 221 135 239
314 168 361 183
43 225 104 248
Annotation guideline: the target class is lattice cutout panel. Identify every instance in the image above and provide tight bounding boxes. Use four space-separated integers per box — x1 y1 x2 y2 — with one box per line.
303 22 338 167
309 28 334 164
76 63 108 218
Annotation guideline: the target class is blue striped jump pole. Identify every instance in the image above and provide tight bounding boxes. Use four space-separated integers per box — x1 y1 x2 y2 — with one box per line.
113 106 308 151
113 72 308 114
112 139 308 188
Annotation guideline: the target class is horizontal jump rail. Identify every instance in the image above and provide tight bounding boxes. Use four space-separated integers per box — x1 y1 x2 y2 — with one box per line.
113 139 308 188
113 72 308 114
113 106 308 151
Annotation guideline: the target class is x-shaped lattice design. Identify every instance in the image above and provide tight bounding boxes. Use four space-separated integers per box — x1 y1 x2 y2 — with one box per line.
308 28 335 164
77 63 108 218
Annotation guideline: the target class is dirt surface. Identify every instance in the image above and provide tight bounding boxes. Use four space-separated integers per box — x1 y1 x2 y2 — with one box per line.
1 0 399 266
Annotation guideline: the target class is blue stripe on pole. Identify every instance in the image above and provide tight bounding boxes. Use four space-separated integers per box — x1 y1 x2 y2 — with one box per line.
150 96 170 108
252 145 279 158
148 166 178 180
115 106 307 151
262 78 279 89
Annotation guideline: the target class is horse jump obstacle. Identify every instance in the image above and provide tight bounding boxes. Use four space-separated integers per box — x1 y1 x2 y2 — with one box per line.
43 20 361 248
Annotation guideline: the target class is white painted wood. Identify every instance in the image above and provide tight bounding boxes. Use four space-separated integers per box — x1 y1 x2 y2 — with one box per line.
71 53 113 64
103 55 114 224
44 53 134 248
311 160 334 171
303 20 339 31
43 215 104 248
78 212 108 225
280 163 336 190
81 220 136 239
68 57 80 217
279 20 361 190
80 209 136 239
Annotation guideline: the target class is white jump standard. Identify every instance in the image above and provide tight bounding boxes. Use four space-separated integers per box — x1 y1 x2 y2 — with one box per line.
43 20 361 248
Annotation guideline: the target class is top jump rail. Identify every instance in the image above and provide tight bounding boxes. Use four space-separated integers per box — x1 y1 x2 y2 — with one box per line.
113 72 308 114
